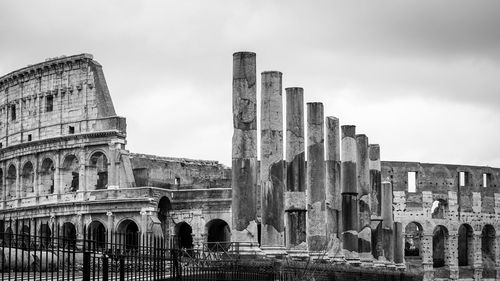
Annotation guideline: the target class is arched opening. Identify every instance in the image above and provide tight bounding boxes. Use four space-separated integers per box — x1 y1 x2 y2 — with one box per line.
482 224 496 278
405 222 422 257
433 225 449 268
88 221 106 250
89 152 108 190
206 219 231 251
458 224 474 267
62 155 79 192
21 161 34 197
157 197 171 240
431 199 447 219
175 222 193 250
62 222 76 249
20 225 30 249
4 227 13 247
6 164 17 199
40 223 52 248
39 158 55 195
117 220 139 249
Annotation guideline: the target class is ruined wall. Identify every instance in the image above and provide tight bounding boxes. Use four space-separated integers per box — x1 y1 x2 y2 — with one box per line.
0 54 124 148
129 153 231 189
383 161 500 280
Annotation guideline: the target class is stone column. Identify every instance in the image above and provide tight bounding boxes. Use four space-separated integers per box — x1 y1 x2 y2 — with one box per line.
341 125 359 264
325 116 342 260
369 144 381 219
284 87 307 258
421 233 435 281
106 211 113 245
260 71 285 257
473 231 483 281
231 52 259 251
381 181 394 266
34 154 39 203
356 134 372 265
495 234 500 280
394 222 405 269
2 162 6 208
306 102 326 259
15 159 20 199
79 150 86 192
448 233 459 280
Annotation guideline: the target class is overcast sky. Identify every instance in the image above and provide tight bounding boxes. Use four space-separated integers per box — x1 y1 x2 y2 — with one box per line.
1 0 500 167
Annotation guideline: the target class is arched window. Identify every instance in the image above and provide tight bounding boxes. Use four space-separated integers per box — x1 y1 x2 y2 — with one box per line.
40 158 55 195
6 165 17 199
21 161 34 197
62 155 79 192
405 222 423 257
431 199 447 219
482 225 496 278
89 152 108 190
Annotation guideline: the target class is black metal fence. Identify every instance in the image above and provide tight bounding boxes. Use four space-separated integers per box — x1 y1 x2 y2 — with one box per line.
0 217 421 281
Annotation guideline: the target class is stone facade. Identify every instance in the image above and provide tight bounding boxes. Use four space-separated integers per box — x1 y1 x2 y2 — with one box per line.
383 161 500 280
0 54 232 251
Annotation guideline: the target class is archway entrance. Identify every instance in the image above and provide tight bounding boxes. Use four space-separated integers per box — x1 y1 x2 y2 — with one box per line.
89 152 108 190
458 224 474 266
62 222 77 249
175 222 193 250
40 223 52 248
40 158 55 195
62 155 79 192
433 225 448 268
482 224 496 278
206 219 231 251
117 220 139 249
88 221 106 250
21 162 34 197
158 197 171 240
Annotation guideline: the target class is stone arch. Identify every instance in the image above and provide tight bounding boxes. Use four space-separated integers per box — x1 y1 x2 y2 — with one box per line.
39 223 52 248
89 151 108 190
482 224 496 276
175 221 193 249
20 224 30 249
206 219 231 251
88 221 106 250
61 154 79 192
458 223 474 266
62 222 76 249
158 197 171 239
21 161 34 197
116 219 139 249
6 164 17 199
431 199 448 219
405 222 423 257
39 158 55 195
4 227 13 246
433 225 449 268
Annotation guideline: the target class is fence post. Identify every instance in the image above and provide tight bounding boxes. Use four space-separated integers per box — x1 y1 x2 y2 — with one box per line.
83 251 91 281
120 256 125 281
102 254 109 281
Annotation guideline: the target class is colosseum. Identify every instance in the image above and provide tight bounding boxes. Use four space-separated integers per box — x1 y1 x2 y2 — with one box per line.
1 53 499 281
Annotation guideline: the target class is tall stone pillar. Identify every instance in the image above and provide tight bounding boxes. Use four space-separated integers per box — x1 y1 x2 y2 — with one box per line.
356 134 372 265
325 116 342 260
473 232 483 281
106 211 113 245
369 144 382 219
306 102 326 258
394 222 405 269
341 125 359 263
421 233 435 281
34 154 39 197
285 87 307 258
231 52 259 251
495 234 500 280
448 233 459 280
381 181 394 266
260 71 285 256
